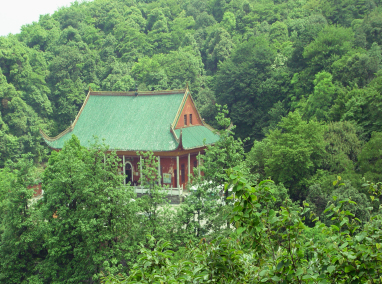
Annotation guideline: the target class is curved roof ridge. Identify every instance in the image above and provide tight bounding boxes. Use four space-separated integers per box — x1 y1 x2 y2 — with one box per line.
90 89 186 96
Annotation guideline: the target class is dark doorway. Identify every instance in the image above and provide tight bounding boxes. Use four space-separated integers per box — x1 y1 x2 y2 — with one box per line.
181 164 185 183
125 163 132 185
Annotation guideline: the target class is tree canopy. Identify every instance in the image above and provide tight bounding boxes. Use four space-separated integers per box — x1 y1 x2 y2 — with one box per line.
1 0 382 282
0 0 381 165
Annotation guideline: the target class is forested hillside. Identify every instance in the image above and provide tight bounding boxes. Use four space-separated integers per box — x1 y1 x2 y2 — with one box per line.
1 0 381 166
1 0 382 282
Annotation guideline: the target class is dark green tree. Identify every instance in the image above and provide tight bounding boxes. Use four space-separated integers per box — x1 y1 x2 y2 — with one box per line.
358 131 382 182
214 35 281 140
0 156 45 283
39 136 139 282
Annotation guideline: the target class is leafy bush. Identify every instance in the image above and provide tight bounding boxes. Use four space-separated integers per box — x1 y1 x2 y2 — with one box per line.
103 168 382 283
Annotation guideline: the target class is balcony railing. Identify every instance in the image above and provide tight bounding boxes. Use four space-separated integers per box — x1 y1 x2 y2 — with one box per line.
127 185 184 196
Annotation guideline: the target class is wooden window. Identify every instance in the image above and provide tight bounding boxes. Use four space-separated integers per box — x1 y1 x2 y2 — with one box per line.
184 114 187 126
189 114 192 125
193 160 197 168
174 170 177 188
181 164 185 183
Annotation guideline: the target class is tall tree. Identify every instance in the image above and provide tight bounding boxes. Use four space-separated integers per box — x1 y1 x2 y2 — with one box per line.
199 105 246 188
39 136 139 282
263 111 326 200
214 35 280 140
304 71 337 121
0 156 45 283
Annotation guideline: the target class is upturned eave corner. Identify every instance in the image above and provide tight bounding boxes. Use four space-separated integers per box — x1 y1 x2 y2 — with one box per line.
39 128 50 141
39 124 74 142
170 125 186 152
39 129 60 151
203 121 219 135
178 128 184 150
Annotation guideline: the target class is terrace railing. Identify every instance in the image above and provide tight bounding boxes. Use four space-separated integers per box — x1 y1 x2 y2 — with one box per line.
129 185 184 196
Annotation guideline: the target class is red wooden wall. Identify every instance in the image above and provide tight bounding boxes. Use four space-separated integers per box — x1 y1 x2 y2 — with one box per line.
176 95 203 129
118 154 201 188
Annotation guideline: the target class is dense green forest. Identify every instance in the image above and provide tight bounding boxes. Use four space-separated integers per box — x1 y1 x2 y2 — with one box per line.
1 0 382 164
1 0 382 282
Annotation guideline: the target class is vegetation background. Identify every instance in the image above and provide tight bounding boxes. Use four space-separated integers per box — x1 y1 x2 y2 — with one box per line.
1 0 382 282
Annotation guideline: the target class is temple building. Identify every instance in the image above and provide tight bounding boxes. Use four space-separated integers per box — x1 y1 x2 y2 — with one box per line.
40 88 220 190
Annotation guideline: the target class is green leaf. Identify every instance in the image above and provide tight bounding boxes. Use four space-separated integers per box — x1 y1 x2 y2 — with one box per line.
327 265 335 273
259 270 268 277
345 266 354 273
296 268 304 276
236 227 246 235
331 225 340 231
339 242 348 249
276 261 284 271
258 180 273 186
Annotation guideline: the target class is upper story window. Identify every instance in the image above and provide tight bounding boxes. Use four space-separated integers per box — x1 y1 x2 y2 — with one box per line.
189 114 192 125
184 114 187 126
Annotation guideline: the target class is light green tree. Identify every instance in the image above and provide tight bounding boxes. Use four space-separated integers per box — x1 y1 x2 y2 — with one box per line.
305 71 337 121
263 111 327 200
269 21 288 43
220 11 236 34
199 105 246 189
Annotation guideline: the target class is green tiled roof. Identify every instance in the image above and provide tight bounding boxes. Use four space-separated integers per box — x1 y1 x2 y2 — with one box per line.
41 90 220 152
175 126 220 149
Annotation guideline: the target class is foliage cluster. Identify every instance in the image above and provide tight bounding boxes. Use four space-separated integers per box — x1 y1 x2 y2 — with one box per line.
104 169 382 284
0 0 381 228
0 137 141 283
1 0 382 282
0 109 382 283
0 0 382 169
0 133 234 283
